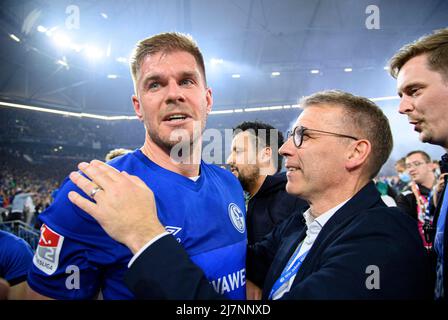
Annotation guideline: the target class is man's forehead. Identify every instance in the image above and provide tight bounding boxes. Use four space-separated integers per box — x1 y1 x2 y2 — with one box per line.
406 153 425 162
142 50 195 63
296 105 342 127
397 55 430 88
234 131 256 143
139 51 201 76
232 131 258 150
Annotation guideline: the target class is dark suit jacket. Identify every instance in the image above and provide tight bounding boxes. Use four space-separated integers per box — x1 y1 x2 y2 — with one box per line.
248 182 432 299
125 182 432 299
247 172 308 244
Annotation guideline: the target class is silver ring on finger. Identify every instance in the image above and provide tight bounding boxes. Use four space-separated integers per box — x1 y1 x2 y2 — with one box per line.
89 186 103 198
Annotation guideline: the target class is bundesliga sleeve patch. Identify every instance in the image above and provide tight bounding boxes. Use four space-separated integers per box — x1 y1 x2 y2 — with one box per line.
33 224 64 275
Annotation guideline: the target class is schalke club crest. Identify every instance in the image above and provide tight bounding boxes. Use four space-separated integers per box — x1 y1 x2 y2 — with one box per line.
228 203 245 233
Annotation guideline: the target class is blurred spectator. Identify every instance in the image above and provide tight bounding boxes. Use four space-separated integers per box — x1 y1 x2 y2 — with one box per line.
375 179 397 207
10 188 35 225
105 148 132 161
396 151 436 249
0 166 58 229
0 230 34 299
432 173 448 209
433 160 441 178
390 157 411 194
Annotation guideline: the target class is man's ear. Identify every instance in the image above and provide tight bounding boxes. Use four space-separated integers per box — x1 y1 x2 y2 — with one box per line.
205 87 213 114
132 95 144 121
345 139 371 171
259 147 273 164
430 162 438 172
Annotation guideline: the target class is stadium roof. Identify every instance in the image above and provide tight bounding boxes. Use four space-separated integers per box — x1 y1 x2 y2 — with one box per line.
0 0 446 116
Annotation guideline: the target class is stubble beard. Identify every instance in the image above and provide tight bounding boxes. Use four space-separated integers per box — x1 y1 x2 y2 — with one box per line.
238 166 260 192
145 117 206 160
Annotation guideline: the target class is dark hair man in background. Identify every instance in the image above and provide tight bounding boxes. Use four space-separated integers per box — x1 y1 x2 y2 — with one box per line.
227 121 308 245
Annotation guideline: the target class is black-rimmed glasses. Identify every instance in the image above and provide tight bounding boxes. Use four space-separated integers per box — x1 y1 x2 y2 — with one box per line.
286 126 359 148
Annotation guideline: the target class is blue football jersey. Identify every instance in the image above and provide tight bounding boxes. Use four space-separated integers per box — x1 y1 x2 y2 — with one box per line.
28 150 247 299
0 230 34 285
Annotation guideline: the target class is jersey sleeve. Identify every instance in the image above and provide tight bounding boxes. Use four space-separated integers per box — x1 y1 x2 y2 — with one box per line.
27 177 119 299
1 235 33 286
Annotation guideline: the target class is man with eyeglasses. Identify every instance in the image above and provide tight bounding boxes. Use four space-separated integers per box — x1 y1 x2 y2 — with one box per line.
396 151 437 249
246 90 431 299
67 89 431 300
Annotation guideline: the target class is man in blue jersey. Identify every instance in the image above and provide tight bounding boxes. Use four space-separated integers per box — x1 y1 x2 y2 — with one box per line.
0 230 33 299
26 32 247 300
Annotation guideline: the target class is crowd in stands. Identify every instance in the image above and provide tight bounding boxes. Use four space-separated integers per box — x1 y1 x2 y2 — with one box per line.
0 106 146 230
0 108 144 150
0 142 106 230
0 167 57 229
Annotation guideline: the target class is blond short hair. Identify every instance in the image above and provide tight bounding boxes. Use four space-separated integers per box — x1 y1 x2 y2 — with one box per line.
105 148 132 161
130 32 206 94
